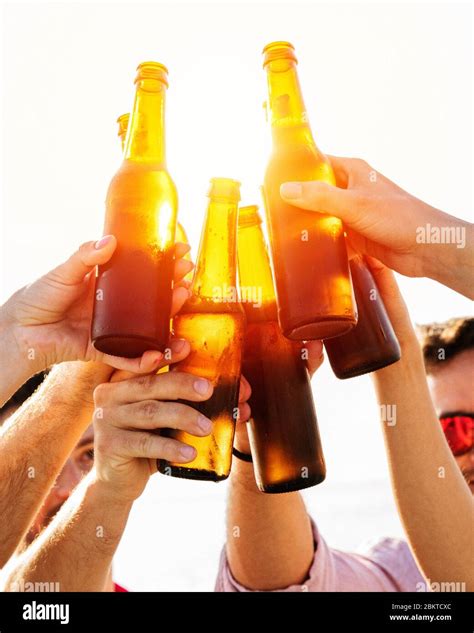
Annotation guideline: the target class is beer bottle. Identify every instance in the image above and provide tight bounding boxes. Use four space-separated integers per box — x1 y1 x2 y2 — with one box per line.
91 62 178 358
116 112 190 267
262 41 356 341
238 205 326 492
324 256 401 379
158 178 245 481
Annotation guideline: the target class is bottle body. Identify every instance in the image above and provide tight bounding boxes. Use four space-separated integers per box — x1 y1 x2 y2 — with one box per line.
324 256 401 379
262 42 356 341
160 300 244 481
244 317 326 492
92 162 177 357
238 205 326 493
158 178 243 482
91 62 177 358
264 147 355 341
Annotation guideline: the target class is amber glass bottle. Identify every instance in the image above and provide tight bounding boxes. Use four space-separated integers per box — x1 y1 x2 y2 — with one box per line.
324 256 401 379
91 62 178 358
238 205 326 492
262 41 356 341
158 179 245 481
116 111 190 268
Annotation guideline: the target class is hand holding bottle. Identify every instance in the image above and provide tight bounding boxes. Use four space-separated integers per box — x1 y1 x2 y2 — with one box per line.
0 238 193 405
280 157 473 299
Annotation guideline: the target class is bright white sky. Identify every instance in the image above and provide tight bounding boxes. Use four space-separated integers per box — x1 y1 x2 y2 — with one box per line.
1 0 472 591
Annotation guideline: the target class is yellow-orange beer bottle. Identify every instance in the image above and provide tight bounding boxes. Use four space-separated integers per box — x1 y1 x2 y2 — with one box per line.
158 179 245 481
262 42 356 341
324 255 401 378
91 62 178 358
238 205 326 492
116 112 190 265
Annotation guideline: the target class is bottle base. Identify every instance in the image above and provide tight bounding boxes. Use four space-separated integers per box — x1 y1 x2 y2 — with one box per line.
284 316 356 341
257 472 326 494
92 334 168 359
158 462 229 482
331 353 402 380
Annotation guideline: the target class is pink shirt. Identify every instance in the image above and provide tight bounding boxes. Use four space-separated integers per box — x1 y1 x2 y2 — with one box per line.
215 518 425 592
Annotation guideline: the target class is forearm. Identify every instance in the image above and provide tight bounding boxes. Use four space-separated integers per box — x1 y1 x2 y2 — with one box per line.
3 471 132 592
226 460 314 590
422 216 474 299
373 340 474 589
0 361 112 566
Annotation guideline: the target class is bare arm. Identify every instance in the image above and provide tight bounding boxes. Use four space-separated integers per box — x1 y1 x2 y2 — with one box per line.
3 471 131 592
3 348 219 592
369 258 474 589
226 453 314 590
0 361 112 567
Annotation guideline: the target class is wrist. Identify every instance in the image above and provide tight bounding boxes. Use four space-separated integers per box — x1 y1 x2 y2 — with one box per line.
88 470 134 514
420 216 473 296
0 322 40 405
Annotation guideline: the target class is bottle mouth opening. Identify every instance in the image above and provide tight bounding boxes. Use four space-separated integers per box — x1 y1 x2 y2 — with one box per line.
238 205 262 227
207 178 241 202
116 113 130 137
135 61 169 86
262 41 298 67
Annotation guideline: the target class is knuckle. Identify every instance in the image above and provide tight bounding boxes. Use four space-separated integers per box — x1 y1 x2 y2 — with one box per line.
93 382 111 405
133 373 155 391
139 400 161 420
136 432 152 456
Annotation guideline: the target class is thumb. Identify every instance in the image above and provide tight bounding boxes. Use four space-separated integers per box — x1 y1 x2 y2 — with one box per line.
48 235 117 286
280 181 362 225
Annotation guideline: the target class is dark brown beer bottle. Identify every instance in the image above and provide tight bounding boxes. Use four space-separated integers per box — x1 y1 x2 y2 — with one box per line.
91 62 178 358
324 256 401 379
158 178 245 482
238 205 326 492
262 42 356 341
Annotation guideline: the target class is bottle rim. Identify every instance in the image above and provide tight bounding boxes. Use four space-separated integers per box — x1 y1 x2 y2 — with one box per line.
238 205 262 227
135 61 169 86
262 41 298 67
207 177 241 202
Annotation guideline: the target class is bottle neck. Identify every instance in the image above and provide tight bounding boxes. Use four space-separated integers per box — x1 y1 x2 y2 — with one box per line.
265 59 316 148
237 219 278 321
191 200 239 301
124 79 166 164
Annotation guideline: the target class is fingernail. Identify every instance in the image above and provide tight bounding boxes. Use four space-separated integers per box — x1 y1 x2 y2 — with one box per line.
197 415 212 433
280 182 302 199
170 339 186 353
152 353 163 365
194 378 210 395
95 235 113 249
180 445 196 460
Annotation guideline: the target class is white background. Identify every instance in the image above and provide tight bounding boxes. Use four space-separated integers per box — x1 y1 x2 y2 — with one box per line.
1 0 472 590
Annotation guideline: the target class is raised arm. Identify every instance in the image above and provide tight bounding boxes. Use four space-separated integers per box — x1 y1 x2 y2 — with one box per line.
224 342 321 590
368 258 474 589
2 351 221 592
0 361 112 567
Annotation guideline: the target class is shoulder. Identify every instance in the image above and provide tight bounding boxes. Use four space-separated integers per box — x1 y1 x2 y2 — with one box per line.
357 537 425 591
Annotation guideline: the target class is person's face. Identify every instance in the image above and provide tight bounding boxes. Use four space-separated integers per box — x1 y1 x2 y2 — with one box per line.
26 425 95 543
427 349 474 494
